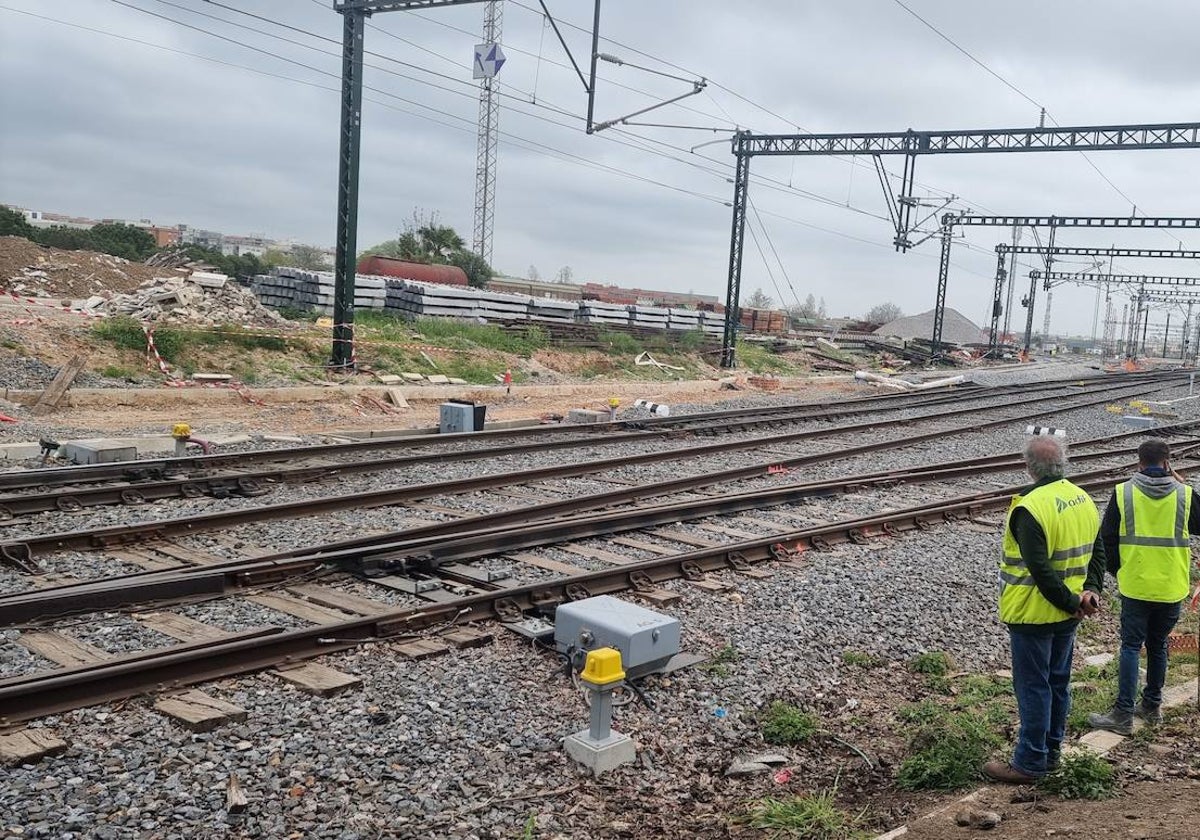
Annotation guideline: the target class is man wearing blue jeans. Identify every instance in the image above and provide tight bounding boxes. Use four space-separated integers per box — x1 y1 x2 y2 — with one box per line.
1089 439 1196 734
983 436 1106 784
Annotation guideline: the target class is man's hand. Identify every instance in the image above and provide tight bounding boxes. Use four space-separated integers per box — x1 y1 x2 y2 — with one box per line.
1075 590 1101 619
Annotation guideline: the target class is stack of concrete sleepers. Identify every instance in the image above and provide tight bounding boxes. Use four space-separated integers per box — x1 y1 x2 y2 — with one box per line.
384 280 532 321
254 267 387 315
577 299 630 326
528 297 578 323
699 312 726 336
628 304 670 330
666 308 703 332
250 273 299 309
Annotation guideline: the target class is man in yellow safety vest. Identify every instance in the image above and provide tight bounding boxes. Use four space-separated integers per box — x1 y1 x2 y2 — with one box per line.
1089 438 1197 734
983 435 1106 783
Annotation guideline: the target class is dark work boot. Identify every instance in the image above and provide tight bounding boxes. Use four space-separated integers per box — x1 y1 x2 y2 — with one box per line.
1135 702 1163 725
1088 707 1134 735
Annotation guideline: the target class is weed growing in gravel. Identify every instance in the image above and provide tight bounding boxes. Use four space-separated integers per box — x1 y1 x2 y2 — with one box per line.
1038 753 1117 800
909 651 952 676
897 701 942 726
761 702 818 745
520 812 537 839
841 650 880 668
702 644 739 677
744 790 867 840
1068 661 1118 735
897 710 1001 791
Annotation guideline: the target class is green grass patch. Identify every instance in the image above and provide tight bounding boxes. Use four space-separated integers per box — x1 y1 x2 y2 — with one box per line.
897 710 1002 791
761 702 818 745
99 364 139 380
1038 753 1117 800
92 316 148 352
357 311 547 356
702 644 739 677
909 651 952 676
841 650 880 668
744 791 867 840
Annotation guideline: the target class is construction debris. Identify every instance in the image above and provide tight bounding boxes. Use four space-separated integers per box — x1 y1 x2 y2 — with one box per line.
101 273 290 327
0 236 176 298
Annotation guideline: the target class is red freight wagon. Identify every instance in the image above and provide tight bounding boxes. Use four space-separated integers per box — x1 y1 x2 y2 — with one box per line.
356 256 468 287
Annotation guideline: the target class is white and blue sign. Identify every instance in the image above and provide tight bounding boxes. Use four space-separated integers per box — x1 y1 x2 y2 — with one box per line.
473 42 506 79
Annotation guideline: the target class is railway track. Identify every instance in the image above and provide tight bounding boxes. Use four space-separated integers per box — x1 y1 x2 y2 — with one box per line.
0 375 1161 505
0 370 1193 729
0 375 1168 546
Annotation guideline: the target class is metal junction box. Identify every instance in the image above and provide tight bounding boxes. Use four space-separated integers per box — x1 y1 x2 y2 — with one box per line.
554 595 681 678
439 400 485 434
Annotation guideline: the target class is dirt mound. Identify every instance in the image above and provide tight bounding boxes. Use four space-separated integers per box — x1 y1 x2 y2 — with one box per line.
0 235 180 298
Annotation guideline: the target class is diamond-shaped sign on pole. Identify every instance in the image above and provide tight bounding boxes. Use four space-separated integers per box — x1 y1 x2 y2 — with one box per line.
473 42 506 79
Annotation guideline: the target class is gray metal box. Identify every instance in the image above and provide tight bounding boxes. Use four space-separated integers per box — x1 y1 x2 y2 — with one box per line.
554 595 680 677
439 402 476 433
62 442 138 465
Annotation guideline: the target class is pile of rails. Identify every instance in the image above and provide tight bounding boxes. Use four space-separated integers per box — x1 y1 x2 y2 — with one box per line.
252 268 727 336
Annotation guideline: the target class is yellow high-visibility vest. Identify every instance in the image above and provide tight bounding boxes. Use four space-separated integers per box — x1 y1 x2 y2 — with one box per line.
999 479 1098 624
1114 480 1193 603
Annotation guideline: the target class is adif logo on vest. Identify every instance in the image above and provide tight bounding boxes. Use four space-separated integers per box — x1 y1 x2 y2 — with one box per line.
1055 495 1089 513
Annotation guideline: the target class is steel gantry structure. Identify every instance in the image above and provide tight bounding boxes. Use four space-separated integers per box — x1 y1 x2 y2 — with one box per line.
991 242 1200 355
330 0 488 369
933 215 1200 355
721 122 1200 367
1030 270 1200 360
472 0 502 266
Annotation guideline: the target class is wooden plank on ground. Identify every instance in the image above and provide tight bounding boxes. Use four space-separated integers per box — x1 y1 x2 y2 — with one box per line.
17 631 107 667
690 578 733 593
108 547 181 572
733 515 796 533
273 663 361 696
442 627 493 649
558 543 636 565
31 355 88 416
148 542 225 566
286 584 388 616
633 588 683 606
505 551 585 575
245 592 355 624
610 536 676 556
0 729 68 766
649 528 722 548
396 638 451 660
698 523 762 540
154 689 247 732
135 611 231 643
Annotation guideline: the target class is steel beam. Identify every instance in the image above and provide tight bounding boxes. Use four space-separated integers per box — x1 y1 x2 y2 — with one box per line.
736 123 1200 156
1032 270 1200 287
721 144 751 368
999 245 1200 259
953 215 1200 229
932 221 952 349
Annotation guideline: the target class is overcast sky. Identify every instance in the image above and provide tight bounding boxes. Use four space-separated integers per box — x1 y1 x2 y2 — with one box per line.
2 0 1198 339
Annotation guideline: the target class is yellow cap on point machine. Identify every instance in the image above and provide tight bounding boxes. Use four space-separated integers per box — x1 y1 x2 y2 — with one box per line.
171 423 192 440
580 647 625 686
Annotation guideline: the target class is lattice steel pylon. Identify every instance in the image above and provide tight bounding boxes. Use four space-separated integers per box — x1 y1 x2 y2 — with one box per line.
472 0 502 266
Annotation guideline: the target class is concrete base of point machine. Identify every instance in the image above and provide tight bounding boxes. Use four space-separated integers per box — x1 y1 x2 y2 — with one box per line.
563 729 636 775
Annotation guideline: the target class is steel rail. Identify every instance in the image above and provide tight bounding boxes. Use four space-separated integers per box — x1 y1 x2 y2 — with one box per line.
0 380 986 492
8 431 1197 627
0 377 1084 499
5 452 1195 724
0 378 1165 561
0 380 1088 517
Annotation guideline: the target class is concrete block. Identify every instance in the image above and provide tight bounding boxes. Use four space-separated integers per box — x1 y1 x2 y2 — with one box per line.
63 442 137 465
401 373 425 382
563 730 636 775
427 375 450 385
567 409 608 424
375 374 402 385
0 443 44 461
188 271 229 289
262 434 304 444
191 373 233 382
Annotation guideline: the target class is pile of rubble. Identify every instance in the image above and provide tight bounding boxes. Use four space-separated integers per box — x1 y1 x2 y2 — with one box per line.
0 236 172 298
100 272 292 327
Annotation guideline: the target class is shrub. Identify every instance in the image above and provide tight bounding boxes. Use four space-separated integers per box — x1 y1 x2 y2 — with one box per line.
744 791 867 840
909 651 952 676
1039 753 1117 800
761 702 818 745
92 316 147 351
897 711 1001 790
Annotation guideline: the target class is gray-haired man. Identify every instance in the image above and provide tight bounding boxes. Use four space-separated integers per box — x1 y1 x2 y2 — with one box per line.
983 435 1107 783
